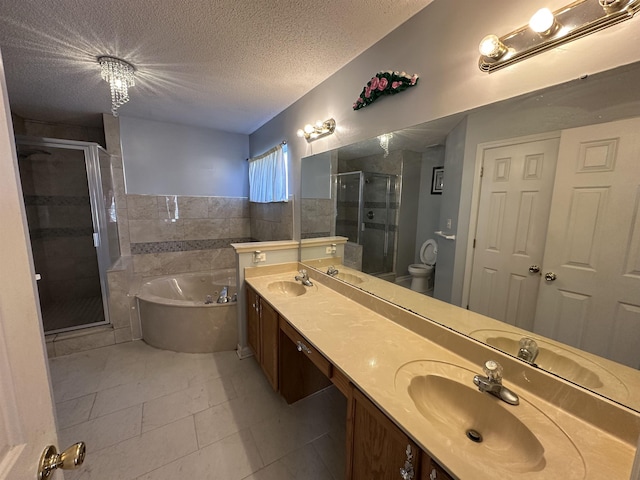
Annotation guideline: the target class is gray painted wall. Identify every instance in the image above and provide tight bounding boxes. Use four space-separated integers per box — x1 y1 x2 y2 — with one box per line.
415 146 444 264
120 116 250 196
248 0 640 304
396 151 422 277
433 118 467 302
301 151 331 199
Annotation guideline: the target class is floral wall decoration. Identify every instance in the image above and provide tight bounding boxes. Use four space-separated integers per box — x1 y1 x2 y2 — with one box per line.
353 71 419 110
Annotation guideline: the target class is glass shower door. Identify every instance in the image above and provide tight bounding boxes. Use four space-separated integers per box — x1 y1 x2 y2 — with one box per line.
16 139 116 333
335 171 363 243
361 173 396 275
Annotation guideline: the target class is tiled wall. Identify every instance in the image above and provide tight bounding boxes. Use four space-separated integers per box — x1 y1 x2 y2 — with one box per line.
12 114 105 145
124 194 251 276
250 201 293 241
301 198 334 239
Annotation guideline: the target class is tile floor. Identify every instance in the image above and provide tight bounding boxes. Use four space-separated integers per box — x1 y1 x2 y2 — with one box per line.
49 340 347 480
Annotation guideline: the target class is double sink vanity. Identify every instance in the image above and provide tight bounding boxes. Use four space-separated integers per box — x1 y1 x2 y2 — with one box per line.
243 261 640 479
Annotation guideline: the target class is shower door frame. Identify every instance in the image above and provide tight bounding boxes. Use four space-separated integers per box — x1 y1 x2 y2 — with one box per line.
15 135 113 333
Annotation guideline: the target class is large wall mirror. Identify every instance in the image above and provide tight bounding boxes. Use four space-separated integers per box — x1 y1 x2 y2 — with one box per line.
299 61 640 412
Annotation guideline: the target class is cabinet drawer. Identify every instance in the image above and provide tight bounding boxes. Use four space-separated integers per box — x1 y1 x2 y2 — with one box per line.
280 318 332 377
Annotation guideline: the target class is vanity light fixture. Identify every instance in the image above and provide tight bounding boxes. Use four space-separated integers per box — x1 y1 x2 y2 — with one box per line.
478 0 640 72
98 56 136 116
296 118 336 142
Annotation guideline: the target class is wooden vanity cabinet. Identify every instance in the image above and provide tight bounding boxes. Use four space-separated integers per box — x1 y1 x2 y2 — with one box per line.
279 316 332 404
420 454 454 480
348 387 454 480
247 283 454 479
245 285 278 391
348 387 420 480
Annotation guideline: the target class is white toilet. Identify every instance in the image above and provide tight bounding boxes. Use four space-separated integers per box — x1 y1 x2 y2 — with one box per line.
408 239 437 293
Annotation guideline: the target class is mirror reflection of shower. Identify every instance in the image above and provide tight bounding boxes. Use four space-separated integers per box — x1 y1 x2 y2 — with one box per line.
16 139 119 334
335 171 398 277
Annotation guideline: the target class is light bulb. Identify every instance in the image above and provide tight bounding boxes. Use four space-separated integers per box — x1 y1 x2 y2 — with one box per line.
296 129 305 138
315 120 324 128
304 124 314 134
478 34 507 59
529 8 556 34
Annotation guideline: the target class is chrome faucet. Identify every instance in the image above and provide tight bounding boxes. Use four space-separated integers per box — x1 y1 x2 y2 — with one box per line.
473 360 519 405
295 269 314 286
205 295 214 305
327 265 339 277
216 286 229 303
517 337 539 364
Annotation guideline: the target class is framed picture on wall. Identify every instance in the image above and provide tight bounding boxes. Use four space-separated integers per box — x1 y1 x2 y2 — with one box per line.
431 166 444 194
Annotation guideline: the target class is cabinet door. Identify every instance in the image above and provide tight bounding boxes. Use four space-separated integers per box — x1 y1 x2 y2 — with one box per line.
245 285 261 359
349 388 419 480
420 453 454 480
260 299 279 391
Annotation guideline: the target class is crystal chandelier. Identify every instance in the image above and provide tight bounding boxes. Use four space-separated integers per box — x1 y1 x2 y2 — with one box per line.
378 133 392 158
98 56 135 117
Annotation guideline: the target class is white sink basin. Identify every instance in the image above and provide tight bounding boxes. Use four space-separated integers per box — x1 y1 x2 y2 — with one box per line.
336 272 365 284
395 360 586 478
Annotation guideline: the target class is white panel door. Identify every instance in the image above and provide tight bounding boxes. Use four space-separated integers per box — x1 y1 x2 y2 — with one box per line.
534 117 640 368
0 52 63 479
469 137 559 330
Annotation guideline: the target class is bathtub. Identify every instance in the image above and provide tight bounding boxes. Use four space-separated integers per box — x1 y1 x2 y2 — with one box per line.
137 270 238 353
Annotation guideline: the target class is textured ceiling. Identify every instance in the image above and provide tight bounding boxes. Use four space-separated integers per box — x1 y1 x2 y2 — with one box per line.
0 0 434 134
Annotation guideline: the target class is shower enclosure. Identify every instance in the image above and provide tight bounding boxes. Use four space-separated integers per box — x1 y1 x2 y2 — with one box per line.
334 171 398 276
16 137 119 334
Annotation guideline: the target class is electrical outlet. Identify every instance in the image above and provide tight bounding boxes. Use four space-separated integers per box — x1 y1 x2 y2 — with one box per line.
253 252 266 263
326 246 333 254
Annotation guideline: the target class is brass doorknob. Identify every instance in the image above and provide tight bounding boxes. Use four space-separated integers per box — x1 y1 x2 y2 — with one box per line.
545 272 557 281
529 265 540 273
38 442 86 480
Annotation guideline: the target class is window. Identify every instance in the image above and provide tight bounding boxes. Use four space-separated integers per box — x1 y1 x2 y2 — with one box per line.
248 144 288 203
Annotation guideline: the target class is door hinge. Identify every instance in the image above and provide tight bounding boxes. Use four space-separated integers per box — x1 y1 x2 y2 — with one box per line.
473 238 476 248
480 167 484 178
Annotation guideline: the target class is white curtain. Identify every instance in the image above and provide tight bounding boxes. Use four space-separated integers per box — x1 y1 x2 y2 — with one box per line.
248 144 288 203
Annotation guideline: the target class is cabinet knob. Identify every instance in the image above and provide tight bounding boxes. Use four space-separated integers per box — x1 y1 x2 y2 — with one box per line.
430 468 437 480
296 341 312 354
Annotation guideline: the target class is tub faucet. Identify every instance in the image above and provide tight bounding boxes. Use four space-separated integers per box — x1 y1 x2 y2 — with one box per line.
518 337 539 364
473 360 519 405
327 265 339 277
216 286 229 303
295 269 313 287
204 295 214 305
